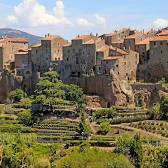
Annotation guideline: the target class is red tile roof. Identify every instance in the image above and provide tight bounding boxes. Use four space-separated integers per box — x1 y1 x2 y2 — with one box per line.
6 37 28 43
150 35 168 42
136 37 153 45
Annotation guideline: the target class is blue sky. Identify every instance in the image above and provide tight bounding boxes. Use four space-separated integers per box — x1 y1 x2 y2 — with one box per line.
0 0 167 39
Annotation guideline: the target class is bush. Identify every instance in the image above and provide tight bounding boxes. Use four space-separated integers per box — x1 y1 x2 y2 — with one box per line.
14 98 33 109
17 110 33 126
9 89 27 103
93 108 116 120
99 121 111 135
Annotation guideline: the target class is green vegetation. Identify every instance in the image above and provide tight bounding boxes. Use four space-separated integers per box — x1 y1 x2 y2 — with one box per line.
3 71 168 167
130 120 168 137
55 147 134 168
17 110 33 126
33 71 86 114
99 121 111 135
9 89 27 103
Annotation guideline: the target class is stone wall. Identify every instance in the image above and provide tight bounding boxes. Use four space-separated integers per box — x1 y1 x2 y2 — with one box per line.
80 73 134 107
131 83 168 107
0 72 19 103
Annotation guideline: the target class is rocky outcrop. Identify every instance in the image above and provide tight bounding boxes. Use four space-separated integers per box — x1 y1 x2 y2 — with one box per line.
80 72 134 107
132 83 168 107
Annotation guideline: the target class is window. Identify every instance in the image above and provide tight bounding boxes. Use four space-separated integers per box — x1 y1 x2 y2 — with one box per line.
154 42 156 46
160 41 163 45
67 57 69 61
161 50 163 54
116 64 119 68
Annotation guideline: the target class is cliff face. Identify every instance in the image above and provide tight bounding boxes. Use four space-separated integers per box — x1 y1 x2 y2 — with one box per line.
80 73 134 107
0 72 19 103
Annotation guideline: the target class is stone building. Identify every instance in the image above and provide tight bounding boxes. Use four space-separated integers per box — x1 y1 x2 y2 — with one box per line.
31 34 68 73
59 34 106 84
145 35 168 82
102 28 135 45
124 32 145 51
135 38 151 80
0 37 28 71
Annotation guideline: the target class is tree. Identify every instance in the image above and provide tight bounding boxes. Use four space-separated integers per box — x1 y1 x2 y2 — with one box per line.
64 84 86 112
149 103 160 119
129 134 143 168
9 89 27 103
115 134 132 155
99 121 111 135
33 71 86 114
160 96 168 120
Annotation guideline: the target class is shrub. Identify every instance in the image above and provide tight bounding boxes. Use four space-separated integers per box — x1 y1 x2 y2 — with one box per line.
9 89 27 103
99 121 111 135
15 98 32 109
17 110 33 126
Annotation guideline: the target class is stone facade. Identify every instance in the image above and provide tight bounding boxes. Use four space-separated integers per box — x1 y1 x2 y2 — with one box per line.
31 34 68 73
0 37 28 70
102 28 135 45
59 35 105 84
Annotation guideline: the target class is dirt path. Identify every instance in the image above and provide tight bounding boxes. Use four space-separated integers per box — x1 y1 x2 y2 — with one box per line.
90 122 98 134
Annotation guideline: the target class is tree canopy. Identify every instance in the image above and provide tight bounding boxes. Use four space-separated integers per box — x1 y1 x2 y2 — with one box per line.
33 71 86 112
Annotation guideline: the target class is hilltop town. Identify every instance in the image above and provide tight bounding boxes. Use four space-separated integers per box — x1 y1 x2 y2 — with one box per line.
1 28 168 108
2 28 168 167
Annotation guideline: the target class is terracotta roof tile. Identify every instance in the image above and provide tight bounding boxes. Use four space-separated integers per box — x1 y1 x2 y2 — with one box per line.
6 37 28 43
150 35 168 42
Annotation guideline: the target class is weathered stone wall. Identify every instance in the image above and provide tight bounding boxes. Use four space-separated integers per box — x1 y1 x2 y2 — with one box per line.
0 72 19 103
131 83 168 107
80 74 134 107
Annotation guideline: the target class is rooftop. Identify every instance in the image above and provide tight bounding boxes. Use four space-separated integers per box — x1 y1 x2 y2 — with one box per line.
125 32 143 40
97 45 109 52
150 35 168 42
110 46 128 55
5 37 28 43
42 34 64 41
136 37 153 45
31 43 41 48
157 30 168 36
103 56 121 61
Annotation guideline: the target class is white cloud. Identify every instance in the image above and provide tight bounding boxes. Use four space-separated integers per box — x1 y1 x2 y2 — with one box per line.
77 18 95 27
95 14 106 24
7 0 72 27
153 18 168 28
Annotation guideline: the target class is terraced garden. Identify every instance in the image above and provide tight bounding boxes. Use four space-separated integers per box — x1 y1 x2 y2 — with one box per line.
93 107 150 125
129 120 168 138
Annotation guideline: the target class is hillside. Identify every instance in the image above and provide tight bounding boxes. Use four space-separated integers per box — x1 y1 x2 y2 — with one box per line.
0 28 41 45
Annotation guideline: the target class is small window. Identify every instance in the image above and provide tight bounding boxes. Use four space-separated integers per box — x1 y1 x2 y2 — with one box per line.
67 57 69 61
161 50 163 54
160 41 163 45
154 42 156 46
